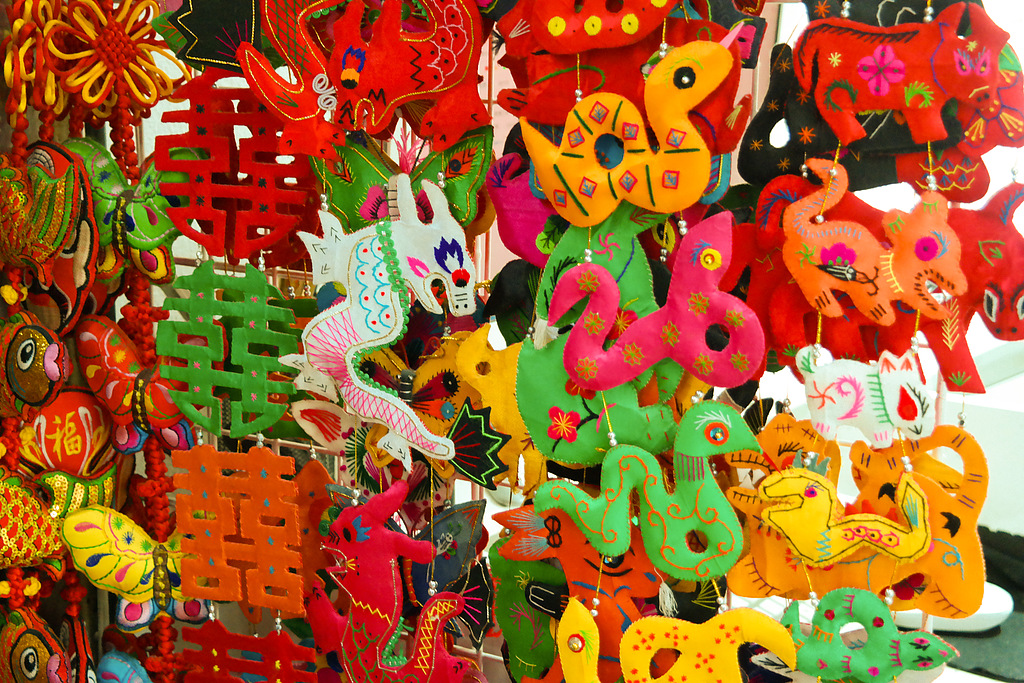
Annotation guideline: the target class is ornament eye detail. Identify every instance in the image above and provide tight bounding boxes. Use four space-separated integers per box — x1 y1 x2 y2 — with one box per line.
914 236 938 261
804 485 818 498
983 288 1000 322
974 48 991 75
16 338 36 371
19 646 38 680
1016 293 1024 321
704 421 728 445
954 49 972 75
673 66 696 89
602 554 625 569
700 248 722 270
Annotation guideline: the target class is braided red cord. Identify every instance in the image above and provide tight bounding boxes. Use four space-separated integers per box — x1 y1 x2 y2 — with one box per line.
143 615 186 681
6 568 25 609
38 108 54 143
121 267 177 682
69 102 85 138
110 82 140 184
11 113 28 169
5 267 23 314
1 417 21 471
61 572 87 619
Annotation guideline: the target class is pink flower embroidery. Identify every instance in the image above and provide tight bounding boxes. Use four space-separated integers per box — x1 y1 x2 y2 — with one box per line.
359 185 389 223
857 45 906 96
547 406 580 442
820 242 857 266
360 185 431 224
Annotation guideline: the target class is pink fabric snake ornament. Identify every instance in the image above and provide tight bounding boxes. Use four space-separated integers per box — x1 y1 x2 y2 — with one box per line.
550 211 764 390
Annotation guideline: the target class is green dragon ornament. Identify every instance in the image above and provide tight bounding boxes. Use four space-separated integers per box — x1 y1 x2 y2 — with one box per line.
534 401 757 581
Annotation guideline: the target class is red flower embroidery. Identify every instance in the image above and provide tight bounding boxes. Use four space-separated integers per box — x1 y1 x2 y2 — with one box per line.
608 308 637 341
547 406 580 442
565 379 596 400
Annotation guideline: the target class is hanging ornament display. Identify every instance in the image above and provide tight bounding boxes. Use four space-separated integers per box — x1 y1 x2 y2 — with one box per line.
2 0 1022 679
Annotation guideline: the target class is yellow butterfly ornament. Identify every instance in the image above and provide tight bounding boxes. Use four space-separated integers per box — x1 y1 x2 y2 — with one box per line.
61 506 210 632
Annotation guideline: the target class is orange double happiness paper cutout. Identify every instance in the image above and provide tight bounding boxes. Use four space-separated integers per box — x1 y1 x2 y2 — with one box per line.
173 445 304 616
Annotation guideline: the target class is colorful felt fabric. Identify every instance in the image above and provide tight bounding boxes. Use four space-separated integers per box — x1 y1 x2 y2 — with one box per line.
299 175 476 469
738 44 962 194
173 445 304 616
456 324 548 494
796 347 934 447
850 426 988 619
759 468 931 566
64 137 192 284
501 20 750 157
620 609 797 683
495 506 662 683
800 0 981 25
793 3 1008 146
0 606 68 683
355 333 509 486
783 588 956 683
23 142 99 337
62 505 210 632
76 314 194 454
157 261 297 438
0 140 85 288
167 0 260 73
0 464 115 574
25 386 114 476
61 614 96 683
485 153 554 269
782 159 965 326
525 0 676 54
306 480 469 683
312 127 493 234
522 38 737 227
536 401 756 581
238 0 489 156
726 415 876 601
726 174 1024 392
63 505 188 604
488 536 563 682
155 67 319 266
739 37 1024 202
517 205 680 466
550 211 763 390
182 619 316 683
96 650 153 683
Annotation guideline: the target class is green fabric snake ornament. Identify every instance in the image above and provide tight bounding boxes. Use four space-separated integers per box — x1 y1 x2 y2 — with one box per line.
782 588 957 683
534 401 757 581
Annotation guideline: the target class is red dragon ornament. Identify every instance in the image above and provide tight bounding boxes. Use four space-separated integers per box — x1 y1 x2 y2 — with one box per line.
238 0 489 158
